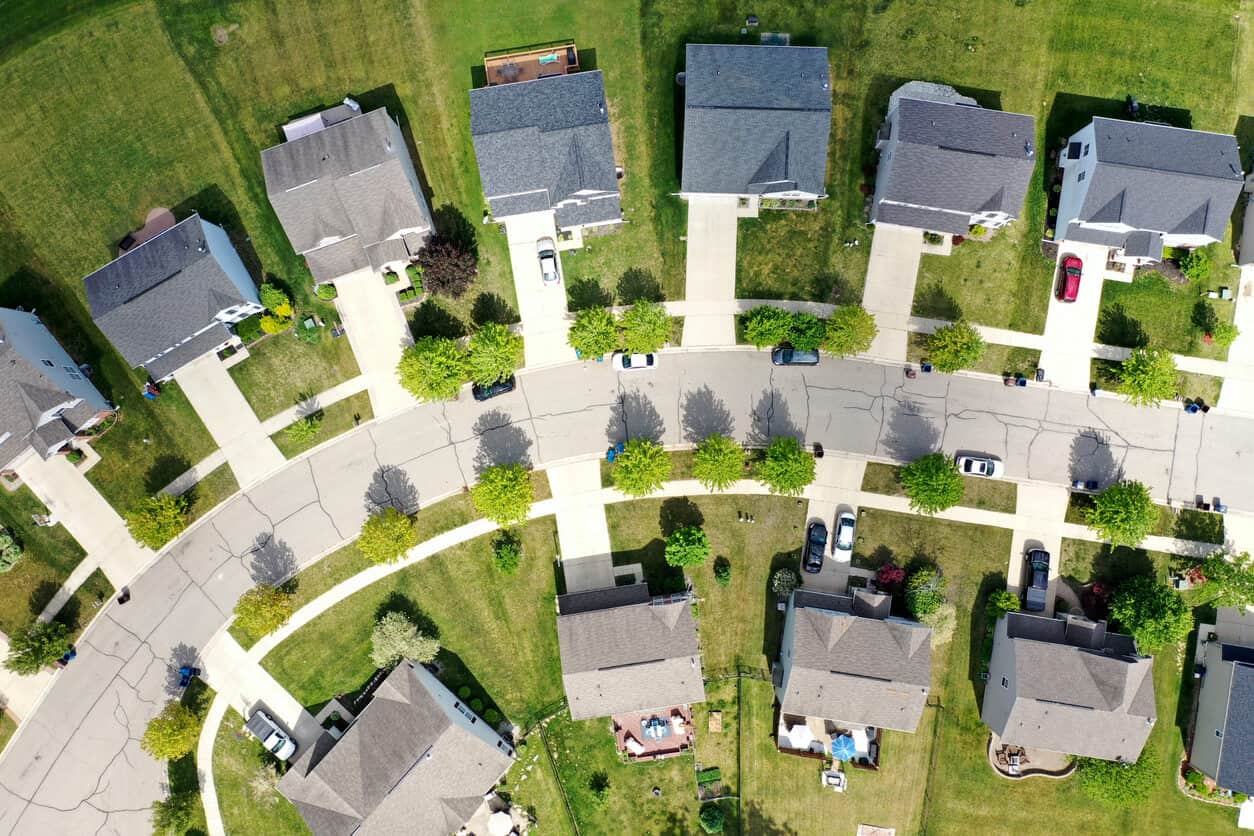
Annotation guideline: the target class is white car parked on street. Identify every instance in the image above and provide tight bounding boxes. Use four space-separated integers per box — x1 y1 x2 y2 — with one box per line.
955 454 1004 478
611 351 657 372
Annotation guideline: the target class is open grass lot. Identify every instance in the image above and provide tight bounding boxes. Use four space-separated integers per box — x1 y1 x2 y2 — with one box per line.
500 738 577 836
271 391 374 459
184 464 240 527
228 332 361 421
1100 270 1237 360
212 707 310 836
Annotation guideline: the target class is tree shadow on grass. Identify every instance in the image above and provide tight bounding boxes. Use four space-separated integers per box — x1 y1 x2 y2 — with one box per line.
1097 303 1148 348
914 281 963 321
471 292 518 327
612 540 684 595
967 572 1008 707
28 580 81 631
760 549 801 665
432 204 477 256
1174 510 1223 545
616 267 663 304
373 591 440 640
659 497 704 537
409 299 467 340
144 454 192 495
1083 544 1156 587
681 385 734 442
566 277 613 312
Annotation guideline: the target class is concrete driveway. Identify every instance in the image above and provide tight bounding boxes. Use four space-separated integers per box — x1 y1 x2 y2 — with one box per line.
862 223 924 361
548 460 615 592
1004 483 1068 617
333 267 415 417
504 211 571 367
681 196 739 347
1038 241 1108 392
175 353 285 487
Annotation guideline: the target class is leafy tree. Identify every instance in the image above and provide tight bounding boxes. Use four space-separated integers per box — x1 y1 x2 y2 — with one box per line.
741 305 794 348
1212 321 1240 348
151 791 198 835
471 464 534 526
3 620 70 675
397 337 468 401
611 438 671 497
0 529 23 573
1109 576 1191 650
358 507 418 565
788 312 826 351
1192 299 1220 334
492 533 523 575
259 314 291 335
568 307 619 358
823 305 878 356
771 568 800 596
1077 745 1157 806
141 701 200 761
1179 245 1213 283
588 770 611 805
619 300 672 354
927 320 985 373
692 434 745 491
370 610 440 668
416 235 477 297
699 803 726 834
284 414 322 444
905 568 947 618
756 437 815 497
713 557 732 587
1084 481 1157 546
876 563 906 590
986 589 1021 621
126 493 189 549
1194 551 1254 609
233 584 293 638
665 525 711 568
259 283 293 317
314 283 339 301
899 453 962 515
467 322 523 386
1117 347 1177 406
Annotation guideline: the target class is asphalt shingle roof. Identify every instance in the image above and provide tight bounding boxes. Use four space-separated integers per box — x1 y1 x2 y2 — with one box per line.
556 583 705 720
470 71 620 224
1215 658 1254 794
680 44 832 195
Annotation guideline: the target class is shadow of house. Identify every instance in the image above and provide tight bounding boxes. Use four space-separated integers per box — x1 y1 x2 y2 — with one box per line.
471 409 533 474
968 572 1008 705
746 388 800 448
760 549 801 664
364 465 419 514
249 533 297 586
606 389 665 444
355 84 435 208
879 399 940 461
171 185 264 290
681 384 734 442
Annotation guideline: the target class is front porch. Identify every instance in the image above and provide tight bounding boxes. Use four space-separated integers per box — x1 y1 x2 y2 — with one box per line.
613 706 694 762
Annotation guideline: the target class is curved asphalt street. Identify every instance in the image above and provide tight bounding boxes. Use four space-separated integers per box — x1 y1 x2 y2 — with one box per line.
1 350 1252 834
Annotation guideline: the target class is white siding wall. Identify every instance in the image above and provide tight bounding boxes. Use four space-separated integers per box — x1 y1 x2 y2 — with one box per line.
980 618 1018 737
412 663 515 760
869 106 900 224
775 594 799 707
1055 123 1098 239
1190 643 1234 782
202 220 263 313
388 118 435 237
0 308 110 417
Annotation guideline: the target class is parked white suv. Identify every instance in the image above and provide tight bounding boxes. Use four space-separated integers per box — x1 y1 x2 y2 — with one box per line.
245 709 297 761
537 238 560 284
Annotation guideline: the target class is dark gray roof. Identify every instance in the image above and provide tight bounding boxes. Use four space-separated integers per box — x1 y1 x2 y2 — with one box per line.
304 237 371 283
556 584 705 720
279 662 513 836
874 89 1035 228
1065 224 1165 261
680 44 831 195
470 71 620 224
146 323 232 382
779 590 931 732
1073 118 1243 241
875 203 971 235
990 613 1154 761
555 194 622 228
557 582 651 616
263 107 431 275
82 214 252 371
1215 658 1254 794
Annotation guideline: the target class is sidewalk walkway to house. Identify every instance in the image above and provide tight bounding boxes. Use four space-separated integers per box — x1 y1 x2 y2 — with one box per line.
862 223 925 362
333 268 415 418
680 196 740 347
175 352 285 487
505 211 572 368
548 459 617 593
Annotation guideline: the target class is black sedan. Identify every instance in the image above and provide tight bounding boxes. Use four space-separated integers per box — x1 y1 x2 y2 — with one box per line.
803 521 828 574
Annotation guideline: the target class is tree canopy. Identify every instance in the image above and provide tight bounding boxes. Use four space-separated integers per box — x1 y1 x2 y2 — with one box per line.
141 701 200 761
416 235 477 297
1077 745 1157 807
471 464 535 526
1117 347 1177 407
370 610 440 668
611 438 672 497
397 337 468 401
692 433 746 491
357 507 418 564
3 620 70 676
125 493 189 550
665 525 711 568
927 320 985 373
568 307 619 358
233 584 293 638
823 305 878 356
1084 481 1157 546
899 453 963 515
741 305 794 348
1194 551 1254 609
619 301 672 354
756 437 815 496
1108 576 1191 650
466 322 523 386
788 311 826 351
905 568 947 618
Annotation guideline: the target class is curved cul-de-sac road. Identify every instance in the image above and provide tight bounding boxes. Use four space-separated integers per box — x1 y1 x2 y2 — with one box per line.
1 350 1252 834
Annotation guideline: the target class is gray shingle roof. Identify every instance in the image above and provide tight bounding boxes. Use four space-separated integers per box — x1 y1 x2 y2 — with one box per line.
1214 656 1254 794
874 203 971 235
779 590 931 732
988 613 1155 761
263 107 432 277
279 662 513 836
470 71 620 225
680 44 831 196
82 214 251 372
555 194 621 228
1072 118 1243 241
148 324 232 382
874 86 1036 229
556 583 705 720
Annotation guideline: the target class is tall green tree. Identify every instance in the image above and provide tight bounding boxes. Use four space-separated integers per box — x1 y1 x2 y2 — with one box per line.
466 322 523 386
370 610 440 668
397 337 468 401
756 437 815 496
611 438 671 497
899 453 963 515
151 791 198 835
358 507 418 564
1117 347 1177 407
141 701 200 761
471 464 535 526
1084 481 1157 546
1194 551 1254 609
3 620 70 675
233 584 293 638
741 305 793 348
692 433 746 491
568 307 619 358
619 301 672 354
125 493 189 550
927 320 985 373
788 311 826 351
1108 576 1191 650
823 305 878 356
665 526 711 568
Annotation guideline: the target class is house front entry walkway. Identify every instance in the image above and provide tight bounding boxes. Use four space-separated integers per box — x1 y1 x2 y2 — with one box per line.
681 196 740 347
333 267 415 418
175 353 285 488
862 224 924 362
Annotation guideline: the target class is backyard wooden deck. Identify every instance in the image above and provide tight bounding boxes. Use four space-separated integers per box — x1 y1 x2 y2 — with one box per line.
484 42 579 86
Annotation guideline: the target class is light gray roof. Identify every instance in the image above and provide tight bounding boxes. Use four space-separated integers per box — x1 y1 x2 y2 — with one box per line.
556 583 705 720
279 662 513 836
263 107 432 276
874 87 1036 229
1073 118 1242 241
779 590 931 732
469 71 620 224
82 214 251 372
988 612 1155 761
1212 647 1254 795
680 44 832 195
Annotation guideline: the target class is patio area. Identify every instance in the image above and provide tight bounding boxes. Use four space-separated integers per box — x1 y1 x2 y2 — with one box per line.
987 733 1075 780
613 706 694 761
484 41 579 86
776 713 881 770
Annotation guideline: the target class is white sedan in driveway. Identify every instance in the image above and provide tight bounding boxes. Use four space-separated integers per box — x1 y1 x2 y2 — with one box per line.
611 351 657 372
955 454 1004 478
537 238 560 284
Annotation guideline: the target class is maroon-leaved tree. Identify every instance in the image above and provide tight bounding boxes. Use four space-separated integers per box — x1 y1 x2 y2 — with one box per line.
417 236 477 297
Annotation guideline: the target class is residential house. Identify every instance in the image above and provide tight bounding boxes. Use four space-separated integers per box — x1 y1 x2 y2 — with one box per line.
774 589 931 766
556 583 705 760
279 660 515 836
679 44 832 205
1055 117 1243 266
262 99 434 284
469 64 622 238
871 81 1036 235
982 611 1155 762
0 308 113 474
82 213 262 383
1190 607 1254 795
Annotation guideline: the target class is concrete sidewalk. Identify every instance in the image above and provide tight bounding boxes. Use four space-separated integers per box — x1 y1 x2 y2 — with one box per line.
681 196 739 347
862 223 924 362
548 460 617 592
334 268 415 418
175 353 285 487
505 211 572 368
259 374 370 435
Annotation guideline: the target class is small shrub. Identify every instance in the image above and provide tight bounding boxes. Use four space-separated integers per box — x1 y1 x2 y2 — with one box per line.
771 567 799 596
284 414 322 444
484 708 501 724
1212 321 1240 348
905 568 946 618
969 223 987 236
470 698 485 713
1179 245 1214 284
713 556 732 587
0 530 23 574
875 562 905 589
1192 299 1220 334
233 585 293 638
370 610 439 667
259 283 292 315
235 314 263 343
492 532 523 575
260 314 291 335
665 526 711 568
589 771 611 805
985 589 1021 621
383 271 400 286
1077 746 1156 806
405 263 424 292
699 803 725 834
314 283 338 300
458 685 472 699
126 493 189 549
151 791 198 835
417 235 478 297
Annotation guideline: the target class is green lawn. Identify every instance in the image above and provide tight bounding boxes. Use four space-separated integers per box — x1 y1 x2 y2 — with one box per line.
228 332 361 421
166 678 214 836
907 333 1042 380
0 485 94 635
271 391 374 459
1065 494 1224 545
1100 270 1237 360
0 712 16 758
499 736 577 836
212 707 310 836
184 464 240 527
859 461 1017 514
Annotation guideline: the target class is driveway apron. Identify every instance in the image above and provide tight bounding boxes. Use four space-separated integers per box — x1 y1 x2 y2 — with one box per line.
504 211 571 368
333 267 415 418
681 196 739 347
862 223 924 361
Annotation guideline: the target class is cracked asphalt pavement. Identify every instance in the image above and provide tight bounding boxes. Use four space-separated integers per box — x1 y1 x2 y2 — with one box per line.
1 351 1251 833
